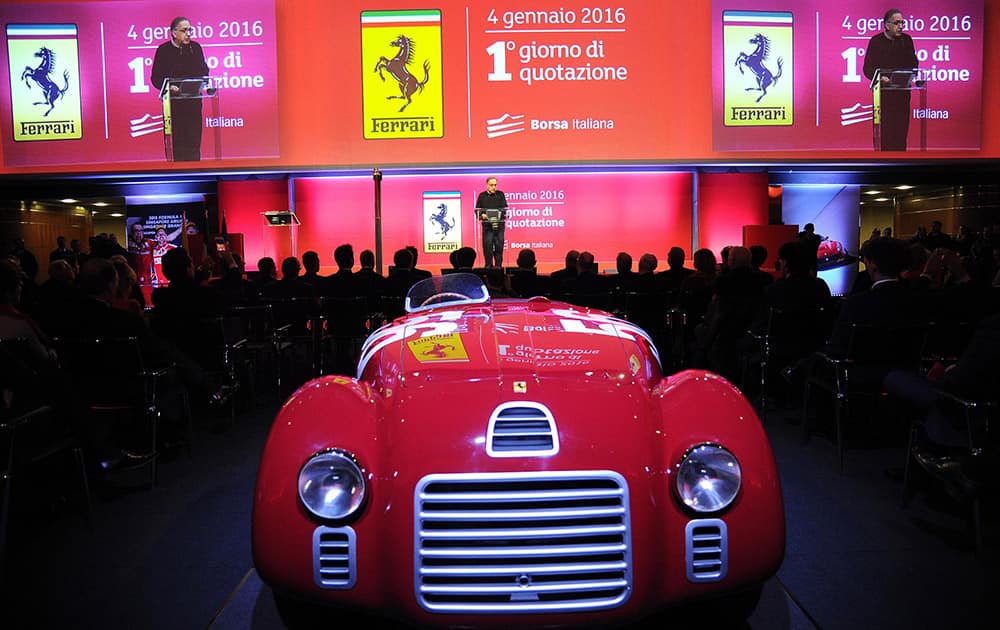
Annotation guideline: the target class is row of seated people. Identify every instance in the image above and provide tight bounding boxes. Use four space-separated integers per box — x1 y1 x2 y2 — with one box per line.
1 253 234 480
15 232 1000 394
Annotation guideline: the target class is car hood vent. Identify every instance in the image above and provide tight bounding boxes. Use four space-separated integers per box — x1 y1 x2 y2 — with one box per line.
487 402 559 457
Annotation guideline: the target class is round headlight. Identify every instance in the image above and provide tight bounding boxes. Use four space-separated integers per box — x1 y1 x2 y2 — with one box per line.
675 444 742 513
298 450 366 520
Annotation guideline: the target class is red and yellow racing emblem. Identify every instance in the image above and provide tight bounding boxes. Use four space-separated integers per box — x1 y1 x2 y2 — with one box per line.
407 333 469 363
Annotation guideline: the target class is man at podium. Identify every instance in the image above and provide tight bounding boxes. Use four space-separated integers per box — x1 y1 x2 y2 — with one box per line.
863 8 918 151
475 176 508 268
151 16 209 161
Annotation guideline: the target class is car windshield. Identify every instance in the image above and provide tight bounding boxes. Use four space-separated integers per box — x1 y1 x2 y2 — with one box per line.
404 272 491 313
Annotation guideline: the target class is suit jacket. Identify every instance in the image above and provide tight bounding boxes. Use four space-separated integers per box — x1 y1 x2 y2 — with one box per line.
825 279 920 356
323 269 358 299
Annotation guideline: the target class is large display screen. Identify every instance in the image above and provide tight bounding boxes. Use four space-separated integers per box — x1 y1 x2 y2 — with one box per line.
0 0 278 167
712 0 984 151
0 0 994 175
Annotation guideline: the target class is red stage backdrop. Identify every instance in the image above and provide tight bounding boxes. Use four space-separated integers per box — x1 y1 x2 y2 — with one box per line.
222 171 695 273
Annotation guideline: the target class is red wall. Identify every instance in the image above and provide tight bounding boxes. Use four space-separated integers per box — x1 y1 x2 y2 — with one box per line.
218 179 291 269
697 173 770 257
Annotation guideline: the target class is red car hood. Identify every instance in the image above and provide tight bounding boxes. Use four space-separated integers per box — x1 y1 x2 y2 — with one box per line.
362 301 666 469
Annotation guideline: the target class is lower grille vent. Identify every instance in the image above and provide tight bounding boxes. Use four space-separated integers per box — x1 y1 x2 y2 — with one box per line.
685 519 727 582
313 526 356 588
415 471 631 613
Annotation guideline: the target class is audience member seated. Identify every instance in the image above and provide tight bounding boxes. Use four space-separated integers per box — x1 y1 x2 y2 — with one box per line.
0 259 57 370
262 257 317 301
657 246 693 294
917 247 991 329
510 248 547 298
0 259 120 471
484 267 516 298
406 245 433 280
385 248 420 298
549 249 579 292
824 237 920 359
211 252 260 307
47 258 221 462
324 244 357 299
150 248 225 344
609 252 635 292
884 311 1000 493
353 249 387 311
627 253 659 293
564 251 609 295
749 245 775 289
763 241 833 313
145 249 238 406
26 258 80 332
450 246 477 271
110 256 144 316
694 246 766 377
300 250 325 292
250 256 278 294
901 243 930 287
678 248 718 326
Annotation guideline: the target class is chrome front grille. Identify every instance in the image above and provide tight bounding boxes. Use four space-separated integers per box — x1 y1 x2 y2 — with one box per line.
414 471 631 613
487 402 559 457
685 519 727 582
313 526 356 588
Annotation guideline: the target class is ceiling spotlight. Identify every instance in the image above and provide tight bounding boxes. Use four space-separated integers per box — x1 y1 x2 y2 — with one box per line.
109 212 124 217
895 185 913 190
60 198 78 203
874 197 890 202
93 201 109 207
865 190 881 195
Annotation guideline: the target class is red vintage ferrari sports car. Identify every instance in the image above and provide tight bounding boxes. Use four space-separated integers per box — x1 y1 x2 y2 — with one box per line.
252 273 784 628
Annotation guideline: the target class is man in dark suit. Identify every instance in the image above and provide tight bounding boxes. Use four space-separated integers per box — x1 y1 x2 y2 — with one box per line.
353 249 386 311
324 244 357 299
149 247 229 380
262 257 317 301
825 237 919 356
565 251 608 294
406 245 433 280
657 246 693 294
510 248 547 298
301 251 325 292
549 249 579 293
862 8 918 151
609 252 636 292
385 248 420 298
